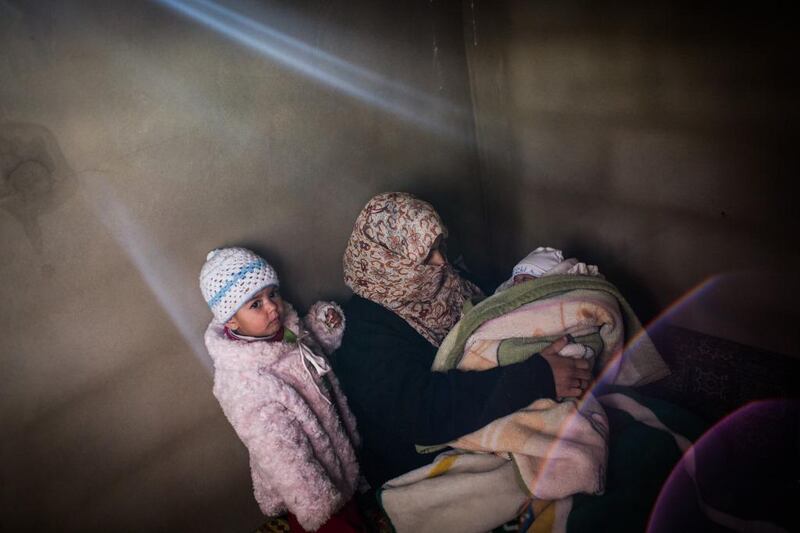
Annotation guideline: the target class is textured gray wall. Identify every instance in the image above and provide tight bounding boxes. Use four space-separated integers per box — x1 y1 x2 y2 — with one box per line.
1 1 482 531
464 0 799 355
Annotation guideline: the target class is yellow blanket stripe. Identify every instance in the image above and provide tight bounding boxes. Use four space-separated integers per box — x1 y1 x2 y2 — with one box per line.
530 500 555 533
426 455 458 479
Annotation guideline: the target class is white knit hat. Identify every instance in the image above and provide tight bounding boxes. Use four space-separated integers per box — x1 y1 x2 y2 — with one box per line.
512 247 564 279
199 247 279 323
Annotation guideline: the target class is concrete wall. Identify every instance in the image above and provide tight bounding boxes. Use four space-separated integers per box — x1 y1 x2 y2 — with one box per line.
0 1 483 531
3 1 798 531
464 0 799 355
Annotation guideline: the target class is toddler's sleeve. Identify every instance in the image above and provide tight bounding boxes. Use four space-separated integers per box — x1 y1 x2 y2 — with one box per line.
303 301 346 355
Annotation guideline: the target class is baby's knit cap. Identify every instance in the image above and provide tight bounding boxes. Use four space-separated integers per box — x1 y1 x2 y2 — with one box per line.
512 246 565 279
199 247 279 323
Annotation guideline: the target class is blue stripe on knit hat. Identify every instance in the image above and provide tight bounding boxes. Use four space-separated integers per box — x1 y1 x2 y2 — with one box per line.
208 259 267 309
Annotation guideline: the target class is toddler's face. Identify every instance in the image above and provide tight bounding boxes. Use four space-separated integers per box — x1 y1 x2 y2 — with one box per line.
226 285 285 337
513 274 537 285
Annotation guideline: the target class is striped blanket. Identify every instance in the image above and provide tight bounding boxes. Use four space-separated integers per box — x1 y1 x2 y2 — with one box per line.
432 276 669 498
379 388 704 533
379 276 672 532
433 275 670 386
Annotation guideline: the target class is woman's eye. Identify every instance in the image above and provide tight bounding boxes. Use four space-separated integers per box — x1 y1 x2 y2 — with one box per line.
251 300 261 309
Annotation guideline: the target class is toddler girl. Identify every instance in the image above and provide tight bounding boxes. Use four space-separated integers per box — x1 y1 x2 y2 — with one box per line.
199 247 362 532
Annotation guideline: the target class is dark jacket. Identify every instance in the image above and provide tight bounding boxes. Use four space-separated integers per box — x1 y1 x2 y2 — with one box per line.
332 295 556 488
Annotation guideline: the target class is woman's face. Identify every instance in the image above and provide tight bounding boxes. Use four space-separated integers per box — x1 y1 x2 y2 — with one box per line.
424 235 447 266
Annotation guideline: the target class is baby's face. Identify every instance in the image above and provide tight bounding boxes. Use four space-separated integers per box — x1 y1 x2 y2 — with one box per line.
226 285 285 337
513 274 537 286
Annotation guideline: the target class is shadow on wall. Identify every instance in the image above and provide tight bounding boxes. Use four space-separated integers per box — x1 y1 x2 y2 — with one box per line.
567 237 660 323
408 179 478 266
406 169 524 292
0 122 78 252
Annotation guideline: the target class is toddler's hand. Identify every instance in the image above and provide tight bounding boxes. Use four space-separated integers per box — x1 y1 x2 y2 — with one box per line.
325 307 343 329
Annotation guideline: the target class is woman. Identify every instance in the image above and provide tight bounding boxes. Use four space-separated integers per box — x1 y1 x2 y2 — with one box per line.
333 192 592 489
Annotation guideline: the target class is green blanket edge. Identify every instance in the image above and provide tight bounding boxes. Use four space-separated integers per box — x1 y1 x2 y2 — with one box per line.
435 275 644 371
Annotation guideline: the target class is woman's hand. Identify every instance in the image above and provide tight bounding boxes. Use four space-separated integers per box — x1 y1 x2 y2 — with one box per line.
324 307 343 329
539 336 593 398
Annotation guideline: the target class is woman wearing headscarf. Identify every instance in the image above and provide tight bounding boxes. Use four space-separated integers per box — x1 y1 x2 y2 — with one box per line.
333 192 591 489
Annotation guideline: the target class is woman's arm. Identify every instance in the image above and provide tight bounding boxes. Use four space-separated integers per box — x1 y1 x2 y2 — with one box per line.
413 353 556 445
337 297 557 447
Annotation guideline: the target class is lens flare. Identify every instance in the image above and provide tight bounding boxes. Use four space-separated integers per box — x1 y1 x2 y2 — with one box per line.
648 399 796 532
520 276 724 501
523 274 792 529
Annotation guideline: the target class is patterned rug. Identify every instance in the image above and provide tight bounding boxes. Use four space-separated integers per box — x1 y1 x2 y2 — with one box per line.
643 324 799 422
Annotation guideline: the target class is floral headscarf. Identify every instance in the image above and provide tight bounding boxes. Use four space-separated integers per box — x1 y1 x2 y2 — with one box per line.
343 192 482 346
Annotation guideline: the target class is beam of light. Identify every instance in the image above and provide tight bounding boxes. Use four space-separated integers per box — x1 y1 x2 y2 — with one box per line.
83 174 213 371
152 0 471 141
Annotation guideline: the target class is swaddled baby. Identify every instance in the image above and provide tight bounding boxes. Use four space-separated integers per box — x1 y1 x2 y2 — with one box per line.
493 247 602 361
427 246 613 500
497 246 601 289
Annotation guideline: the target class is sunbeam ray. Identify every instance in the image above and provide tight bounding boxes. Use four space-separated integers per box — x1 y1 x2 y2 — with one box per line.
83 174 212 370
153 0 471 141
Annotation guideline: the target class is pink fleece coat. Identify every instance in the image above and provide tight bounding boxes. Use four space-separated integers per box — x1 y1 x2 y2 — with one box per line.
205 301 360 531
